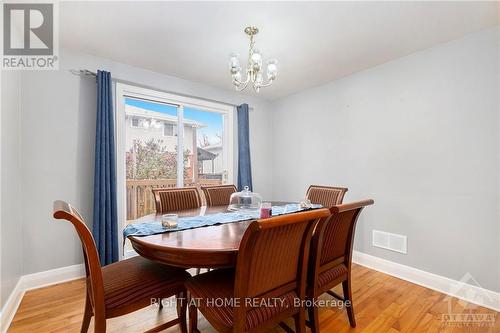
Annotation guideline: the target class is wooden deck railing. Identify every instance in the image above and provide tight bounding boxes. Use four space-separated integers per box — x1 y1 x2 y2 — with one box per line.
126 178 222 220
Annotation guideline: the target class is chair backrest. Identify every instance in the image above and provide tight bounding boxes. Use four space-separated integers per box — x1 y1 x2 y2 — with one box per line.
232 208 330 331
52 201 105 319
306 185 348 207
201 184 237 206
151 187 202 213
309 200 374 289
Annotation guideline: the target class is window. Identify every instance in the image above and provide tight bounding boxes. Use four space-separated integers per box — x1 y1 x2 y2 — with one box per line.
131 117 139 127
164 123 175 136
116 83 234 258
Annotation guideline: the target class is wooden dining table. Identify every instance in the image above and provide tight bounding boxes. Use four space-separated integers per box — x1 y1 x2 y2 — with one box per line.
128 202 291 269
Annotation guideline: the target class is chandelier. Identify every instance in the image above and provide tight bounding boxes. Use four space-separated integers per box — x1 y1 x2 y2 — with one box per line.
229 26 278 93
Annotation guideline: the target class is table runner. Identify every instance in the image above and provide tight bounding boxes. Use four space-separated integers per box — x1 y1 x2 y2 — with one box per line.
123 203 322 238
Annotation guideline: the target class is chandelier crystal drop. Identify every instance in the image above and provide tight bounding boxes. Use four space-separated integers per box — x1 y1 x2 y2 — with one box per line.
229 26 278 93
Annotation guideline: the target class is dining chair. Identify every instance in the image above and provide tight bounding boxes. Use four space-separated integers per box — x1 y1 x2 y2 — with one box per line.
201 184 237 206
152 187 202 214
151 187 206 274
185 208 330 333
53 200 190 333
306 185 348 207
306 199 374 332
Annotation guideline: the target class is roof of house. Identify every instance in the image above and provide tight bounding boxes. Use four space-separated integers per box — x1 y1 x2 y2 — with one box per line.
197 147 218 161
125 104 206 128
203 142 222 150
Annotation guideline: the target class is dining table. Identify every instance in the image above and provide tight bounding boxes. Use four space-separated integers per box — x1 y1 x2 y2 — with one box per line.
128 202 293 269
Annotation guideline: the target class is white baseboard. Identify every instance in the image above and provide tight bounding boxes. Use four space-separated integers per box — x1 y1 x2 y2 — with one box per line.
0 264 85 333
0 278 24 333
353 250 500 312
21 264 85 292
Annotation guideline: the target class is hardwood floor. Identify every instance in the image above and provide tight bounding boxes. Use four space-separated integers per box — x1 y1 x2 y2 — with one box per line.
8 264 499 332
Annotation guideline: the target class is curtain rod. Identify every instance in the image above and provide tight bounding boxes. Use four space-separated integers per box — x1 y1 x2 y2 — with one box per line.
69 69 253 110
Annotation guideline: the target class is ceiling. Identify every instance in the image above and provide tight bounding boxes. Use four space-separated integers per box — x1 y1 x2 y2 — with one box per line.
60 1 499 100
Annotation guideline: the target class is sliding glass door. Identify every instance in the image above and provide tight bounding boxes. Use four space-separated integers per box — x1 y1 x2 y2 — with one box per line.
183 107 228 186
116 83 234 256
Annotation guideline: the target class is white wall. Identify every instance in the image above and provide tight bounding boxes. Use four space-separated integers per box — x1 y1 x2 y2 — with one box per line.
1 71 23 308
16 49 273 275
270 27 500 292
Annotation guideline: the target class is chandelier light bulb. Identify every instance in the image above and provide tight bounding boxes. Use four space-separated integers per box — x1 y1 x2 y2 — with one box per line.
233 71 242 82
255 72 264 85
267 59 278 80
251 49 262 64
229 53 240 74
231 65 241 75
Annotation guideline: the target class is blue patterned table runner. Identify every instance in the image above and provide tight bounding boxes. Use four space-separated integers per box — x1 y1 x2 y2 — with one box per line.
124 203 322 238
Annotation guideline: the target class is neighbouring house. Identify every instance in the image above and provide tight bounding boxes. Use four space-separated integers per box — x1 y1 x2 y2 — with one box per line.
199 142 223 177
125 104 205 180
124 103 223 220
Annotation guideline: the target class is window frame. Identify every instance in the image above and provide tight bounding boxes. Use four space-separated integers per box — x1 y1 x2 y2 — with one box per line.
115 83 235 259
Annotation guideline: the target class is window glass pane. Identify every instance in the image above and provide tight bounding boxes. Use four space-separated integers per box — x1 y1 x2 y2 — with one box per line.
183 107 225 187
164 123 174 136
124 97 179 221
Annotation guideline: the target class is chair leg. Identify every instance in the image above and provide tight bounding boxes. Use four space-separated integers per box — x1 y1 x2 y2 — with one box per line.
342 280 356 327
196 268 201 275
177 292 188 333
293 308 306 333
93 316 106 333
81 293 92 333
158 298 163 310
307 303 319 333
188 302 198 333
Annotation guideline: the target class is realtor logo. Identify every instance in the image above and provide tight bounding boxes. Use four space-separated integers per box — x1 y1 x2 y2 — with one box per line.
441 273 496 328
2 2 58 69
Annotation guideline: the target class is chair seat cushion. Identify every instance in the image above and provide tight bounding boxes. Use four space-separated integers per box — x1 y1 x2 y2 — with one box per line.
102 256 190 312
186 268 297 331
318 264 348 289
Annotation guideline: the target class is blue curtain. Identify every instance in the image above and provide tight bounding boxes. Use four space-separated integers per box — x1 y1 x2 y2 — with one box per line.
92 70 119 265
237 104 253 191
